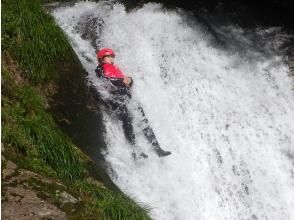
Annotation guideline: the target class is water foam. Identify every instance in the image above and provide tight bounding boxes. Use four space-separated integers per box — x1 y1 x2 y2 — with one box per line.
53 2 294 219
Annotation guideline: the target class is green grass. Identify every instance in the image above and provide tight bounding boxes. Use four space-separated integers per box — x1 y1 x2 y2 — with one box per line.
1 0 154 218
2 69 84 181
74 181 152 220
1 0 84 180
2 0 73 84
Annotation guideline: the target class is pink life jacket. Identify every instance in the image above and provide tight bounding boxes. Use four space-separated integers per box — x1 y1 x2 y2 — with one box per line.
102 63 125 79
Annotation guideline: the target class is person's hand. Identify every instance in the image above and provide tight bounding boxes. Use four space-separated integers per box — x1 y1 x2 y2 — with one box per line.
123 76 133 88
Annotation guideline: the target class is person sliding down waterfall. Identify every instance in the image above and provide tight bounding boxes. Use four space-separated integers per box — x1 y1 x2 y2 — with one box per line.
95 48 171 158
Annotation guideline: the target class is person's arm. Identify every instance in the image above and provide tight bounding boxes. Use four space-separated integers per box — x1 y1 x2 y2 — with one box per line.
108 77 132 98
95 65 103 77
108 76 133 88
123 76 133 88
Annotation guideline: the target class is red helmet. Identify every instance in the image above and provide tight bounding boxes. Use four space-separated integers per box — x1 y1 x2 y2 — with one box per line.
97 48 115 59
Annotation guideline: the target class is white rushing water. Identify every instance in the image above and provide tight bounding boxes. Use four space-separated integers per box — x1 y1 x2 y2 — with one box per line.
53 2 294 219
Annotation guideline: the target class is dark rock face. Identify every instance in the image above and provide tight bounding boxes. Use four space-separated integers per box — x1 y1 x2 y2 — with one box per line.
48 53 118 190
121 0 294 29
76 15 104 50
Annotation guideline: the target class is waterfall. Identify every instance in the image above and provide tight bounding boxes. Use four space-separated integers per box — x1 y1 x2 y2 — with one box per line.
53 2 294 219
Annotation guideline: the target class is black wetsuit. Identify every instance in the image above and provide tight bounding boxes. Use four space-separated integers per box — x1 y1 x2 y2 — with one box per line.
95 64 171 157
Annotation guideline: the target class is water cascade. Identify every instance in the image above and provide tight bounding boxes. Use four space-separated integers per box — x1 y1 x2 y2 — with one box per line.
53 2 294 219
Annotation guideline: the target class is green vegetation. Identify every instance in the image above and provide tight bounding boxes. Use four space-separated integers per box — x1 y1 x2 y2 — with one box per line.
2 0 72 83
2 69 84 181
1 0 152 219
74 181 152 220
21 176 152 219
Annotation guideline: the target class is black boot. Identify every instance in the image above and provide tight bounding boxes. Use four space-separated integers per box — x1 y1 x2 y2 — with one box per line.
155 147 171 157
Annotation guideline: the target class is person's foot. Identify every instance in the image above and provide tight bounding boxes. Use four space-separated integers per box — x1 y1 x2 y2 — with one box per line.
139 152 148 158
155 148 171 157
132 151 148 159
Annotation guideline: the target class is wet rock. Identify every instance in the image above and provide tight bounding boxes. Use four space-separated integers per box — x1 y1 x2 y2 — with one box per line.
2 185 66 220
59 192 78 204
2 164 69 219
7 169 65 187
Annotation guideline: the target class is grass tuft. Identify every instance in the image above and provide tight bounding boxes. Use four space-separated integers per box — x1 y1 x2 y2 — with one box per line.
74 181 152 220
2 0 73 84
2 70 84 181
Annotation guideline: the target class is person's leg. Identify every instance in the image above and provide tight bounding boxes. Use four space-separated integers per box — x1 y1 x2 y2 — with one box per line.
117 104 136 145
117 103 149 158
105 99 147 158
138 106 171 157
106 99 136 145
